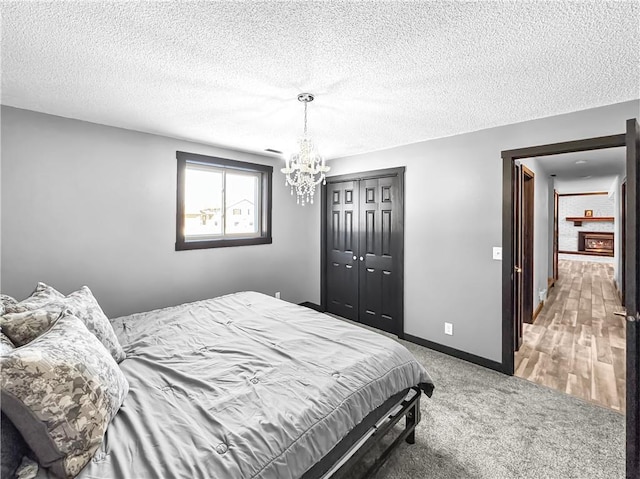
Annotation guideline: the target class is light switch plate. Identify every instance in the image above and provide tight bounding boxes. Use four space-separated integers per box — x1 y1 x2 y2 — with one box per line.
493 247 502 261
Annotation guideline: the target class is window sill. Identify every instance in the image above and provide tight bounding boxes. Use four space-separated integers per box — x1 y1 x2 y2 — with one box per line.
175 236 272 251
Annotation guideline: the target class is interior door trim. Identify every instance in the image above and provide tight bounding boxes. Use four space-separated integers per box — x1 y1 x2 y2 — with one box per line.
323 167 406 183
503 134 625 159
321 167 405 338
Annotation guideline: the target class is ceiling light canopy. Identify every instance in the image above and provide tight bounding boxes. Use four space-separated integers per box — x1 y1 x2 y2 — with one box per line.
281 93 330 205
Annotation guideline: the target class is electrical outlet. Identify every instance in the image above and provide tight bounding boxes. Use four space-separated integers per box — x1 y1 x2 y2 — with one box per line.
492 247 502 261
444 322 453 336
275 292 281 299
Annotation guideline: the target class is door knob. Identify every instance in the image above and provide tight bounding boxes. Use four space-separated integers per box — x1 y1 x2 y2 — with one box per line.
353 256 357 260
514 266 522 273
614 311 627 317
359 256 364 261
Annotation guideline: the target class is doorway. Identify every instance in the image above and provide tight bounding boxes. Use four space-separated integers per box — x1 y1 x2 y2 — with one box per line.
501 119 639 478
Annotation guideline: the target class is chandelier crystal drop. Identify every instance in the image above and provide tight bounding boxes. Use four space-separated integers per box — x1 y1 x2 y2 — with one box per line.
281 93 330 206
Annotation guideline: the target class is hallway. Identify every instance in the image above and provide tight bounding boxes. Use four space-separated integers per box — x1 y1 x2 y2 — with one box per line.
514 259 626 412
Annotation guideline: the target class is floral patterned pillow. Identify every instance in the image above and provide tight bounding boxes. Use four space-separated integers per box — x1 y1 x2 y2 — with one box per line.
0 330 15 354
1 286 125 363
1 309 62 347
63 286 126 363
1 294 19 316
0 311 129 479
2 283 64 315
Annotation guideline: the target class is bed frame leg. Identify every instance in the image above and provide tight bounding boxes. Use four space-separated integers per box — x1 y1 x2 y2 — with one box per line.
406 429 415 444
332 388 423 479
404 394 420 444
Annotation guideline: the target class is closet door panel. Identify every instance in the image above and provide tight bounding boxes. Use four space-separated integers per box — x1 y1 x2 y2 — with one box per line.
325 181 359 320
358 176 399 333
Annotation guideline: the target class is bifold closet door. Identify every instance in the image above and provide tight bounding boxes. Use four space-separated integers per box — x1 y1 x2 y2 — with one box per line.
324 172 403 335
325 180 360 321
358 176 401 334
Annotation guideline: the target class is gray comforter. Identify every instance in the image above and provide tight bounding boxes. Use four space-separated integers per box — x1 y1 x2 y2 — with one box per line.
37 291 434 479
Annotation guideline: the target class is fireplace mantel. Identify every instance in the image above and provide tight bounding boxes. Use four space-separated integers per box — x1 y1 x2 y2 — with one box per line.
565 216 614 226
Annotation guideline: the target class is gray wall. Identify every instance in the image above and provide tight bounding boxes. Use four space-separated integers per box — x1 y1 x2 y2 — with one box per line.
1 106 320 318
3 101 637 363
326 100 639 362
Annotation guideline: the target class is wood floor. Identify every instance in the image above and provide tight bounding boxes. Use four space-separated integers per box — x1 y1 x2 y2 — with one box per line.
514 259 626 413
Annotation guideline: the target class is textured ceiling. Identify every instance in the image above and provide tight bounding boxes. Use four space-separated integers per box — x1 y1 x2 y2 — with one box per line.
1 1 639 160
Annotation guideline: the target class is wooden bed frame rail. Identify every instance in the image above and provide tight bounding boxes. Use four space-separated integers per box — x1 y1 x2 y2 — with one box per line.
328 387 422 479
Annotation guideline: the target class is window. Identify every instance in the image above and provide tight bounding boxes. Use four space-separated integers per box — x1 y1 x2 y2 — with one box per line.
176 151 272 250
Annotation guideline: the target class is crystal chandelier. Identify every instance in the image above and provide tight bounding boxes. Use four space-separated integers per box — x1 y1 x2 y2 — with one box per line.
281 93 330 205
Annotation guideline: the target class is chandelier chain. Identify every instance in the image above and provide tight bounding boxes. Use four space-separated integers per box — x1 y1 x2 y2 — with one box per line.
304 101 308 135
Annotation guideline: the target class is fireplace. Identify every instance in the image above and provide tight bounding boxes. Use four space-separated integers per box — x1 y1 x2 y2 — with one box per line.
578 231 614 256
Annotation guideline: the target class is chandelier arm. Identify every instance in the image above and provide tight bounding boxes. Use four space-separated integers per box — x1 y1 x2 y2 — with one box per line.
313 174 326 186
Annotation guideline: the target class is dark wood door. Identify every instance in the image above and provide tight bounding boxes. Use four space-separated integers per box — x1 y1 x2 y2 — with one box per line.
522 166 535 324
626 118 639 479
358 175 402 334
325 180 360 321
553 190 559 281
513 164 524 351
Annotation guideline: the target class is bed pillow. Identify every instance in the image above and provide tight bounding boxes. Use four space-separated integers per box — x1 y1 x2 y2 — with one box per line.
0 311 129 479
1 309 62 347
1 330 15 354
63 286 125 363
1 294 19 316
3 283 64 315
0 331 30 479
1 287 126 363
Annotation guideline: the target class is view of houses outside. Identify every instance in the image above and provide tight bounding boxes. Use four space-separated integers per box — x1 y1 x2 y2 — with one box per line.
184 166 258 237
224 173 258 234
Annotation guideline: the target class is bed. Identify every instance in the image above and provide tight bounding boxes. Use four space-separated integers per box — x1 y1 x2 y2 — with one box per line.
3 290 434 479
